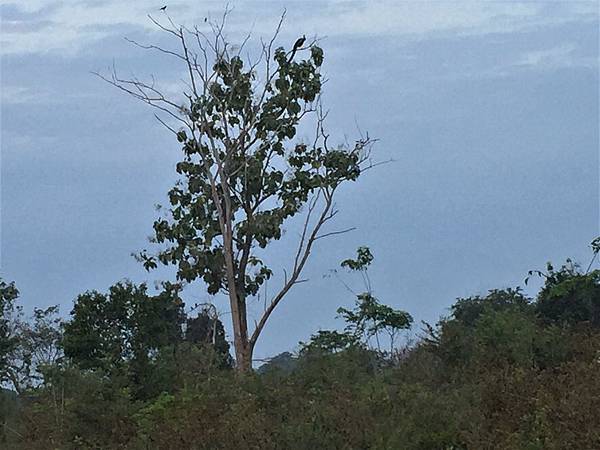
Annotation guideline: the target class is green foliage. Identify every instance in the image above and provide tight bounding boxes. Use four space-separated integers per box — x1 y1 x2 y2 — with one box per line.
62 282 186 400
300 330 358 355
537 265 600 327
591 236 600 255
338 293 413 349
5 245 600 448
142 39 363 299
17 366 139 449
309 247 413 355
473 308 539 367
7 305 63 393
61 281 234 400
450 288 532 326
185 309 233 369
1 281 63 396
0 279 19 385
427 288 566 373
341 246 374 271
62 281 184 373
256 351 298 374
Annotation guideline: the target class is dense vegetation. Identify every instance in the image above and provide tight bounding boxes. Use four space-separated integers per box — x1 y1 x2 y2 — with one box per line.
1 242 599 449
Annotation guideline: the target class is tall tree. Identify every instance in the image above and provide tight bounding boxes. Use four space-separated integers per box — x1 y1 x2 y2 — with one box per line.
100 12 374 371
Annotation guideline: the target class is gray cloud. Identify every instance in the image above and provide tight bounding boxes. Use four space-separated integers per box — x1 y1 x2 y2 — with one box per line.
1 1 596 55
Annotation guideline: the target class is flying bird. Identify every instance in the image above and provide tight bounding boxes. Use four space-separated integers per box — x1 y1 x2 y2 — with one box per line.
159 5 167 11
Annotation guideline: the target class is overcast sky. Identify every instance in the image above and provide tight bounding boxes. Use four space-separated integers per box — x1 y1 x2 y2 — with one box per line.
1 1 598 359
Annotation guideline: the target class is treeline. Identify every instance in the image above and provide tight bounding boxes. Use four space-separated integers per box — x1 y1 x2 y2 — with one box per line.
1 246 599 449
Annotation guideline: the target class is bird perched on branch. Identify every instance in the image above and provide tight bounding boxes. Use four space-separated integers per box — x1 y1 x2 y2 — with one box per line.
293 35 306 51
288 34 306 63
159 5 167 11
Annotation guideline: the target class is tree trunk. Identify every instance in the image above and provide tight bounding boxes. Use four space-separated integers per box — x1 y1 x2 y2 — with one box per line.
218 182 253 372
229 291 252 372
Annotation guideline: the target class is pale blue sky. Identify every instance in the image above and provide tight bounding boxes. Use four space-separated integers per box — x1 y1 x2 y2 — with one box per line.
1 1 598 359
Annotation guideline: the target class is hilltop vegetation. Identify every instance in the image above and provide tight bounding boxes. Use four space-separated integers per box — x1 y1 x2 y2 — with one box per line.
1 244 599 449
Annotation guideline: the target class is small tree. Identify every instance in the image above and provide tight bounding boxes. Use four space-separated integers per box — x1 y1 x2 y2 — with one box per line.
302 247 412 356
337 247 413 354
0 279 19 389
7 306 63 394
0 280 62 394
100 12 374 371
185 304 233 368
62 282 185 382
300 329 359 355
526 238 600 328
536 262 600 328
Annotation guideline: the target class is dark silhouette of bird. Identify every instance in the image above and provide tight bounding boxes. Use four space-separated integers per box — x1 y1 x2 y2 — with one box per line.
288 35 306 63
204 17 208 22
159 5 167 11
293 35 306 51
